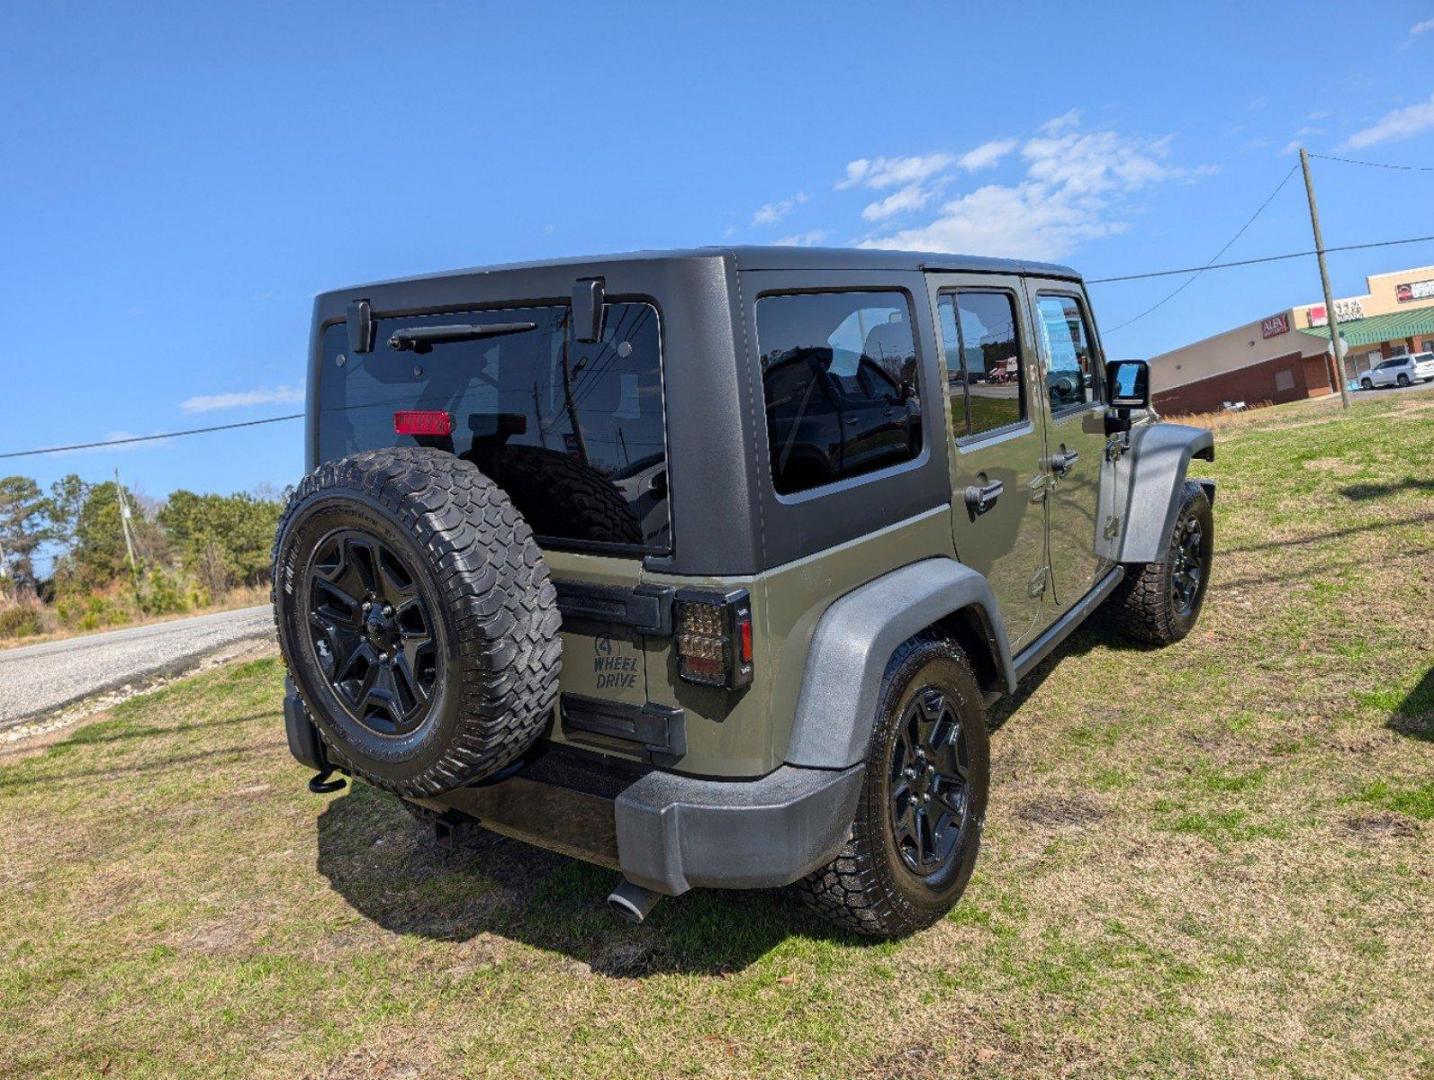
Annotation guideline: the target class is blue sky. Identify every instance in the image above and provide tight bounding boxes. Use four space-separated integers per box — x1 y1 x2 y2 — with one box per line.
4 1 1434 501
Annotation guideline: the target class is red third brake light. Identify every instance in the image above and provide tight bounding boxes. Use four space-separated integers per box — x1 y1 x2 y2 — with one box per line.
394 410 453 437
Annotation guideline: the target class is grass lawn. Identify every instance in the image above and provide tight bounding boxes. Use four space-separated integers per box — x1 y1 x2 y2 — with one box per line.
2 392 1431 1079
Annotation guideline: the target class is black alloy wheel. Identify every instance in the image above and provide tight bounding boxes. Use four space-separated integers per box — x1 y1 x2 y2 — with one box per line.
794 634 990 938
888 687 972 877
1168 514 1206 620
306 529 440 736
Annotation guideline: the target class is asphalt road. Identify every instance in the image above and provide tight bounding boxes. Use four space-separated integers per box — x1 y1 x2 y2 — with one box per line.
0 605 275 727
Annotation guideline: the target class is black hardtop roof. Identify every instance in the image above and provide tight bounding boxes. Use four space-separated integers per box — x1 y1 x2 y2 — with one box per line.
320 245 1081 299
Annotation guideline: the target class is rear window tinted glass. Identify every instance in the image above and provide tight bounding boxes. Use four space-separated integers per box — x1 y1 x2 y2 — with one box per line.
937 291 1025 437
756 291 922 495
318 302 668 553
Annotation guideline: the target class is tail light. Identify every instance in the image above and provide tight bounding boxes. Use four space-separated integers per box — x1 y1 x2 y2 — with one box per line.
675 589 753 689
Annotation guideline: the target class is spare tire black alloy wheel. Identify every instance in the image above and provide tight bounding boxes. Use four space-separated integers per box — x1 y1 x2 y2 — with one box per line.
273 448 562 797
307 530 439 736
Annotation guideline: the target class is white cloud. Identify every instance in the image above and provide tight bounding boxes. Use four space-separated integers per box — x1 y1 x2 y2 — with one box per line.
1411 17 1434 36
181 385 305 414
861 184 932 221
1345 93 1434 148
958 139 1018 171
777 229 827 247
1041 108 1082 132
752 191 808 226
859 113 1205 261
836 154 954 190
1279 139 1302 156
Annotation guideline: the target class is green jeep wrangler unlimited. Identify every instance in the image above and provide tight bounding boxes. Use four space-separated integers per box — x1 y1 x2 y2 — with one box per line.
274 247 1214 938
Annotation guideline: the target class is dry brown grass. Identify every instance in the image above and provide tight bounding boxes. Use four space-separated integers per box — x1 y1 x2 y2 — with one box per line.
0 394 1430 1078
0 584 270 652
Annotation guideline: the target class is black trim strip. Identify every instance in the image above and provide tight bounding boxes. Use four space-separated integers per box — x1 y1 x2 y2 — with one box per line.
561 693 686 765
554 580 674 637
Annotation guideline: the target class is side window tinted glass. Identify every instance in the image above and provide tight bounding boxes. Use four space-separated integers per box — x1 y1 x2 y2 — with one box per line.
1036 295 1097 411
937 291 1025 438
756 291 922 495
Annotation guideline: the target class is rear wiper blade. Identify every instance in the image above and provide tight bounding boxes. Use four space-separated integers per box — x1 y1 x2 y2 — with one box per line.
387 322 537 353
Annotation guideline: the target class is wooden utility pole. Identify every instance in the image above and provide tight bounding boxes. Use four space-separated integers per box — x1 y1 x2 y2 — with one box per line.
1299 148 1352 409
114 467 141 593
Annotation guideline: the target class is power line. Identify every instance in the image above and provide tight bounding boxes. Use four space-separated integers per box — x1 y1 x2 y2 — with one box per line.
1087 233 1434 284
0 412 305 461
1103 163 1300 335
1308 152 1434 173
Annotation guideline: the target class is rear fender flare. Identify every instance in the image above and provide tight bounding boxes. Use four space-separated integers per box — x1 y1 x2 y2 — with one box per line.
785 559 1014 771
1118 423 1214 565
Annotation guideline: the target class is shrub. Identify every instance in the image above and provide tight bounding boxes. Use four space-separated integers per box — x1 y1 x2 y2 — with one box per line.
55 586 138 631
0 600 46 640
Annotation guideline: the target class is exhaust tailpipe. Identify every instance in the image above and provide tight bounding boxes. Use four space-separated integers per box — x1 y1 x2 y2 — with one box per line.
607 879 663 924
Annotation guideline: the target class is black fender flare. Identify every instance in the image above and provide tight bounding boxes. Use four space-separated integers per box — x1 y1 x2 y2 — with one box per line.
785 558 1014 771
1117 423 1215 565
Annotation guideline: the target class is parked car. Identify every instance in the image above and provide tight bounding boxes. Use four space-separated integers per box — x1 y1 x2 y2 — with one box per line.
274 246 1215 938
1359 353 1434 389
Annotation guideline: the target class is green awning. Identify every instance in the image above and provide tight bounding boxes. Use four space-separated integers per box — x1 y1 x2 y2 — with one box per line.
1298 306 1434 348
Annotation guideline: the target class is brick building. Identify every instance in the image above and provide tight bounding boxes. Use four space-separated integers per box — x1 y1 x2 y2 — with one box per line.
1148 264 1434 414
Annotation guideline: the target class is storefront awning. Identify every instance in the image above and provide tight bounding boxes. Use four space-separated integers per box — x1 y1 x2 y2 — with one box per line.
1299 307 1434 348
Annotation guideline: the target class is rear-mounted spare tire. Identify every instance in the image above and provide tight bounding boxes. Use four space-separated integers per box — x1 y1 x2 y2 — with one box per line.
272 448 562 796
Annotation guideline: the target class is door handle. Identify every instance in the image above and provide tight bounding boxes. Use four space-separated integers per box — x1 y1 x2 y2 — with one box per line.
1049 449 1079 476
963 479 1004 516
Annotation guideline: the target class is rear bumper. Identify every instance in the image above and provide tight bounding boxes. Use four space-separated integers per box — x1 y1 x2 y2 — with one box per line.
283 685 862 896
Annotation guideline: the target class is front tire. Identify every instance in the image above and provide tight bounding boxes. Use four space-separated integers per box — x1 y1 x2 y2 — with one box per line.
1360 378 1373 390
796 636 990 938
1107 480 1213 646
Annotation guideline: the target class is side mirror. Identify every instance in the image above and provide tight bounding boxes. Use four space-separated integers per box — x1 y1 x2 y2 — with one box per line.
1106 360 1150 409
1104 359 1150 435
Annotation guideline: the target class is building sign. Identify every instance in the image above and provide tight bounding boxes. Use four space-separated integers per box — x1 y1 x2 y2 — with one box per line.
1261 312 1290 338
1395 279 1434 304
1306 298 1365 328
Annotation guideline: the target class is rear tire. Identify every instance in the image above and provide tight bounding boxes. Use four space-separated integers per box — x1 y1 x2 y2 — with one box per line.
795 635 990 939
1397 374 1411 387
1107 480 1213 646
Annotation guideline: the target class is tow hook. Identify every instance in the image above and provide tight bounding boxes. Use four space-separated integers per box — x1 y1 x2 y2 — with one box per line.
307 768 346 794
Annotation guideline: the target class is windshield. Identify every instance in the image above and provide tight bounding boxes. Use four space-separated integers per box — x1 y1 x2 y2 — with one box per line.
317 302 669 554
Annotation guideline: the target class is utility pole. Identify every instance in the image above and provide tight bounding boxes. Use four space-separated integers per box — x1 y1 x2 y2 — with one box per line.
1299 148 1352 409
114 467 141 593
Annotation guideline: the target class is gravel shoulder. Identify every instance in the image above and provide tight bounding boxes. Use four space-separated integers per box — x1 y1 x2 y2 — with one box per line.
0 605 275 728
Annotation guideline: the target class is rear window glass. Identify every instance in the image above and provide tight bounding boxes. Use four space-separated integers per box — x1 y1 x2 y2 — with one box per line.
318 302 668 553
937 290 1026 437
756 291 922 496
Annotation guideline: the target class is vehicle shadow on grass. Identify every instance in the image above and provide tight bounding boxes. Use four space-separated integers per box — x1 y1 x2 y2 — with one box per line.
1390 666 1433 742
314 781 871 977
